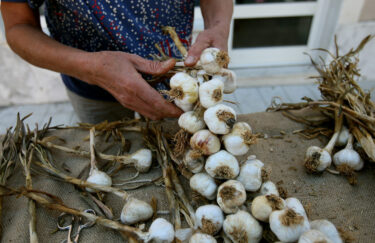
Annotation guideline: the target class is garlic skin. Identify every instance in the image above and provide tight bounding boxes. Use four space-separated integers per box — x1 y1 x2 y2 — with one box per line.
237 158 264 192
189 173 217 200
223 210 263 243
205 150 239 179
149 218 175 243
120 198 153 225
190 130 221 156
213 69 237 94
189 233 217 243
251 195 286 222
200 47 229 74
217 180 246 214
310 220 343 243
260 181 279 196
130 149 153 173
298 230 333 243
305 146 332 172
183 149 204 173
196 205 224 235
223 122 254 156
336 126 350 147
170 72 199 111
204 104 237 135
86 169 112 192
333 134 363 171
197 70 207 84
175 228 193 243
178 111 206 134
199 78 224 108
269 208 310 242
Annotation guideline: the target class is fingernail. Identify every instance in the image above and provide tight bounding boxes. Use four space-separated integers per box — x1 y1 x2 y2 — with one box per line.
185 56 196 64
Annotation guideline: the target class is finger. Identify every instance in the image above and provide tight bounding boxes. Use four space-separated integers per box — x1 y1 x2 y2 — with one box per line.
129 54 176 75
185 33 212 67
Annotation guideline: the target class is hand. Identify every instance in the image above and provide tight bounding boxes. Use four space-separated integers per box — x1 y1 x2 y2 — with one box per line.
184 26 229 67
86 51 183 120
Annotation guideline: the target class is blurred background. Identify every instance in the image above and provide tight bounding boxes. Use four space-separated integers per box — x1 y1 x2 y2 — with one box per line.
0 0 374 129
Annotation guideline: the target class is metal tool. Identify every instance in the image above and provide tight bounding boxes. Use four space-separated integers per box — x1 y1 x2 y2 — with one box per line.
57 209 96 243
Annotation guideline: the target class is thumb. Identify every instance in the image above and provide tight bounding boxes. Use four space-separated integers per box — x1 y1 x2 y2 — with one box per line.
185 37 211 67
130 55 176 75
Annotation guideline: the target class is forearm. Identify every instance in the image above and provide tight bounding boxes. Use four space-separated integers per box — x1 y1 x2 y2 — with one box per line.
200 0 233 33
5 24 93 83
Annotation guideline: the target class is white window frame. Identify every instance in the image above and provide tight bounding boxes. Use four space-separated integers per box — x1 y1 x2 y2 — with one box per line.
193 0 343 68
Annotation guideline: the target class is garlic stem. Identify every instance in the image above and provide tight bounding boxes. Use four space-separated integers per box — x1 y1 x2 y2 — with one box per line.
324 109 343 154
90 128 98 172
162 26 187 56
346 134 354 150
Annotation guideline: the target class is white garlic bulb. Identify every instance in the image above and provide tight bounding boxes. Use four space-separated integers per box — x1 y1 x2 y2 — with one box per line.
170 72 199 112
86 169 112 193
237 157 264 192
223 122 254 156
175 228 193 243
190 130 221 156
199 78 224 109
260 181 279 196
336 126 349 147
204 104 237 135
251 195 286 222
205 150 239 179
298 230 333 243
178 111 206 134
269 208 310 242
213 69 237 94
189 233 217 243
223 210 263 243
200 47 229 74
285 197 308 219
310 220 343 243
333 134 363 171
304 146 332 172
120 198 153 225
196 204 224 235
130 149 153 173
183 149 204 173
149 218 175 243
196 70 207 84
189 173 217 200
217 180 246 214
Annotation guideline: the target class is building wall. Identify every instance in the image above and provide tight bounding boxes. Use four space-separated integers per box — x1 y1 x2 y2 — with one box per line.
360 0 375 21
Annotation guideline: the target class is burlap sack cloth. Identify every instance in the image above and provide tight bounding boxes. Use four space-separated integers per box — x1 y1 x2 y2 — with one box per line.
1 111 374 242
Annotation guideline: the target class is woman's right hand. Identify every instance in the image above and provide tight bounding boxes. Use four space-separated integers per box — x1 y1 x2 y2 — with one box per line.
85 51 183 120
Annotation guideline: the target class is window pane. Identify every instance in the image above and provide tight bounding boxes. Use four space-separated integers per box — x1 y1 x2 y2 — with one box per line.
232 16 313 48
236 0 316 4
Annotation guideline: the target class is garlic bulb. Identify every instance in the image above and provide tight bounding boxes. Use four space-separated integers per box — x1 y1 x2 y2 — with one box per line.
149 218 175 243
196 205 224 235
251 195 286 222
197 70 207 84
120 198 153 225
200 47 230 74
190 130 221 156
269 208 310 242
333 134 363 171
183 149 204 173
130 149 153 173
204 104 237 135
298 230 333 243
310 220 343 243
237 157 264 192
199 78 224 108
285 197 308 219
189 233 217 243
223 122 254 156
86 169 112 193
223 210 263 243
260 181 279 196
170 72 199 112
175 228 193 243
205 150 239 179
217 180 246 214
336 126 349 147
213 69 237 94
178 111 206 134
189 173 217 200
